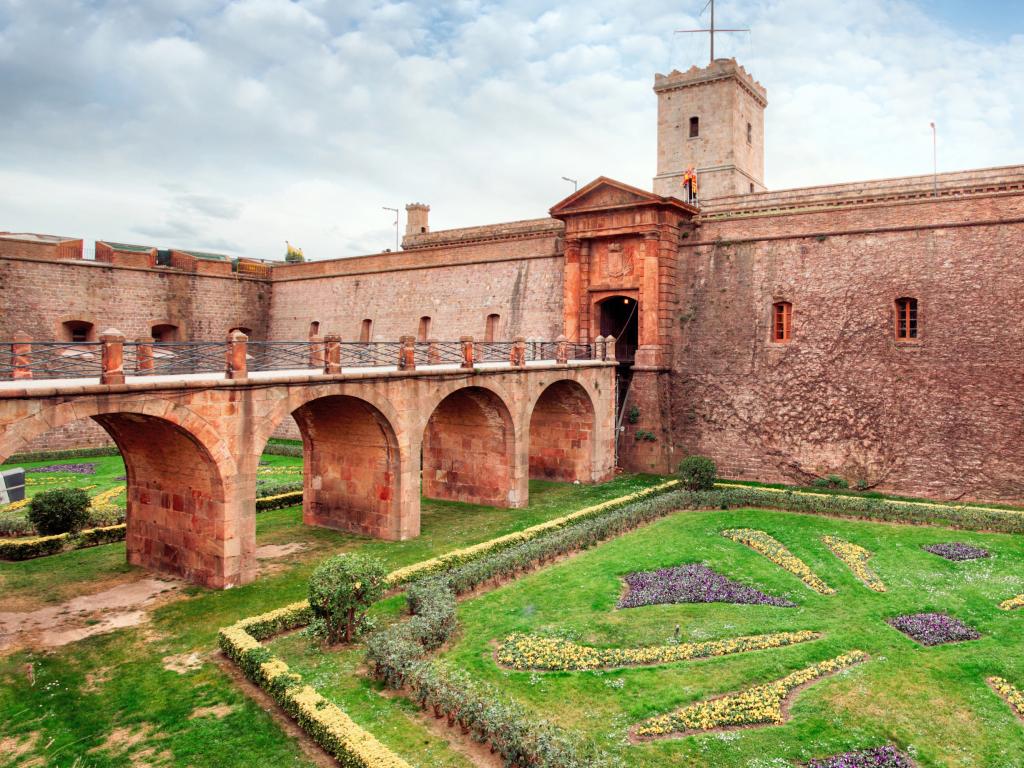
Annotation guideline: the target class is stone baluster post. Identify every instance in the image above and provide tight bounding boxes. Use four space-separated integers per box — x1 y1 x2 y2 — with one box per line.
399 335 416 370
323 334 341 374
11 332 32 380
594 335 606 361
308 335 324 369
555 334 569 364
135 336 155 374
100 328 126 385
605 334 617 363
225 330 248 380
460 336 475 369
511 337 526 367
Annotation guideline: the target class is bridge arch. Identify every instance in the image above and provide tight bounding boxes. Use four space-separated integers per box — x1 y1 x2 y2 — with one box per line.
0 399 245 588
422 385 523 508
528 379 598 483
291 394 404 539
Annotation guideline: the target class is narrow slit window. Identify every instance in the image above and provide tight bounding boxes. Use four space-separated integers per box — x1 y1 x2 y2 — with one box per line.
485 313 500 342
418 316 431 341
772 302 792 343
895 297 918 340
360 319 373 342
747 122 752 144
689 116 699 138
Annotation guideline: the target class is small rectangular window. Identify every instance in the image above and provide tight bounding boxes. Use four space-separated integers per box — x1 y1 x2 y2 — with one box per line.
418 316 431 342
360 319 373 342
689 116 699 138
772 302 792 343
485 313 500 342
895 298 918 340
747 122 752 144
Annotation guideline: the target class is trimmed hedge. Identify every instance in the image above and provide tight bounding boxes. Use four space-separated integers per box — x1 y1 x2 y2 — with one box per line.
263 443 303 458
0 524 127 561
4 446 120 464
256 490 303 512
219 602 411 768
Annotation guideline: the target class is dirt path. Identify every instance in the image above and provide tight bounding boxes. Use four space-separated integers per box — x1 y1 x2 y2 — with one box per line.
0 577 182 652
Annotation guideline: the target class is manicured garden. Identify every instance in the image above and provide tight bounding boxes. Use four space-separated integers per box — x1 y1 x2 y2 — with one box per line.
0 472 668 766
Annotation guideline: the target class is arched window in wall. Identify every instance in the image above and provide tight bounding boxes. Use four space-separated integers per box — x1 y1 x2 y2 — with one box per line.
309 321 320 338
360 319 373 342
771 302 792 343
484 313 500 342
418 316 431 342
895 297 919 340
61 320 94 342
150 324 179 342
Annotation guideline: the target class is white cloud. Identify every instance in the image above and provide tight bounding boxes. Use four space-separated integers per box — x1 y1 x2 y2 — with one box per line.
0 0 1021 261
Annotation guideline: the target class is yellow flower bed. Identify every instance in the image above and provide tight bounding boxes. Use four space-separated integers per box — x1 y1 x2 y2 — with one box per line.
998 594 1024 611
822 535 886 592
634 650 868 737
387 480 679 586
722 528 835 595
0 498 30 513
497 630 820 671
989 676 1024 720
90 485 126 508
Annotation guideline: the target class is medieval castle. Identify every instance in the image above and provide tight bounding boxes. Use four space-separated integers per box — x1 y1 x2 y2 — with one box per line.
3 58 1022 503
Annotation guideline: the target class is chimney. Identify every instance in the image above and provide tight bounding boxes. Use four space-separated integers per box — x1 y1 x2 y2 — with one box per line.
405 203 430 236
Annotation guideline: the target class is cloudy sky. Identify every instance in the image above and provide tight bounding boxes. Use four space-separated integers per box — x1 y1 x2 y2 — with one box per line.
1 0 1022 261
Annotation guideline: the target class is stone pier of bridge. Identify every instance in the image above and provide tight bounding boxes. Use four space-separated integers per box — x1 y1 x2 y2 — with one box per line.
0 362 617 588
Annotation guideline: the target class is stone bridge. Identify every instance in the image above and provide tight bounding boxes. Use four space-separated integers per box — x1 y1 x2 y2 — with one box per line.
0 334 617 588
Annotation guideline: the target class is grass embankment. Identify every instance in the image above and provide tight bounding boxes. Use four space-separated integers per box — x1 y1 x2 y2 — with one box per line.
0 474 666 767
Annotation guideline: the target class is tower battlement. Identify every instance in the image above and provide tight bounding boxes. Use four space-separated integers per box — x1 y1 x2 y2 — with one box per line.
653 57 767 201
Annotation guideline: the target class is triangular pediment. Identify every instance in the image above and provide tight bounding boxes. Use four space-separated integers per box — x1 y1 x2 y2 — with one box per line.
549 177 663 216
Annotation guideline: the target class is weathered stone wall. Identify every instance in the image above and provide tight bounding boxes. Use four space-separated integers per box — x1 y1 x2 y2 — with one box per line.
0 255 271 342
269 223 565 342
672 188 1024 502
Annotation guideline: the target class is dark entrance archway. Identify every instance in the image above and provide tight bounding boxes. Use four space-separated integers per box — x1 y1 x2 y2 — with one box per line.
597 295 639 364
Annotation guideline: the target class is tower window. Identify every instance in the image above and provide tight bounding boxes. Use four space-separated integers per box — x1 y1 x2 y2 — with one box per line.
772 302 792 343
308 321 320 338
749 183 755 193
360 319 373 342
150 323 179 342
485 313 500 342
418 316 431 341
747 122 752 144
689 116 699 138
895 298 918 340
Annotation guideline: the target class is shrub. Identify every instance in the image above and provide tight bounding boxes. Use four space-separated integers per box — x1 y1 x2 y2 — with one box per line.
813 474 849 489
677 455 717 491
28 488 91 535
308 553 388 643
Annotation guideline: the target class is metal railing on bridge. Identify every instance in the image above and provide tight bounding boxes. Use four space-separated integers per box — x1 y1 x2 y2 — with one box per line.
1 331 614 385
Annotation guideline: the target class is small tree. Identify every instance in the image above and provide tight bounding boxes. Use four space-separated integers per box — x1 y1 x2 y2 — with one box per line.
28 488 91 535
308 553 387 644
677 455 717 491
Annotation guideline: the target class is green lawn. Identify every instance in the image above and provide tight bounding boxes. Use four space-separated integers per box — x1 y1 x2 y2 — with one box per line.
0 474 666 767
433 508 1024 767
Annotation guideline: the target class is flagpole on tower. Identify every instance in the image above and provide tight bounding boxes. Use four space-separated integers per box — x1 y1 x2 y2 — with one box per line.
676 0 749 65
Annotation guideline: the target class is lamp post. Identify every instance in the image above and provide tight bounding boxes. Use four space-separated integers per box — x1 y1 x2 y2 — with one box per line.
382 206 399 251
561 176 578 192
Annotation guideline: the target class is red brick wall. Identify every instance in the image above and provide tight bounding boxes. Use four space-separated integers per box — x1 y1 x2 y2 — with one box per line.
671 192 1024 502
0 256 270 342
528 380 595 482
423 387 514 507
0 237 82 261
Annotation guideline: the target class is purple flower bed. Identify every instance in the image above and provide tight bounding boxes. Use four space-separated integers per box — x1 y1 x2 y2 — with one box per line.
807 745 914 768
618 563 795 608
30 463 96 475
922 542 989 561
887 612 981 646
